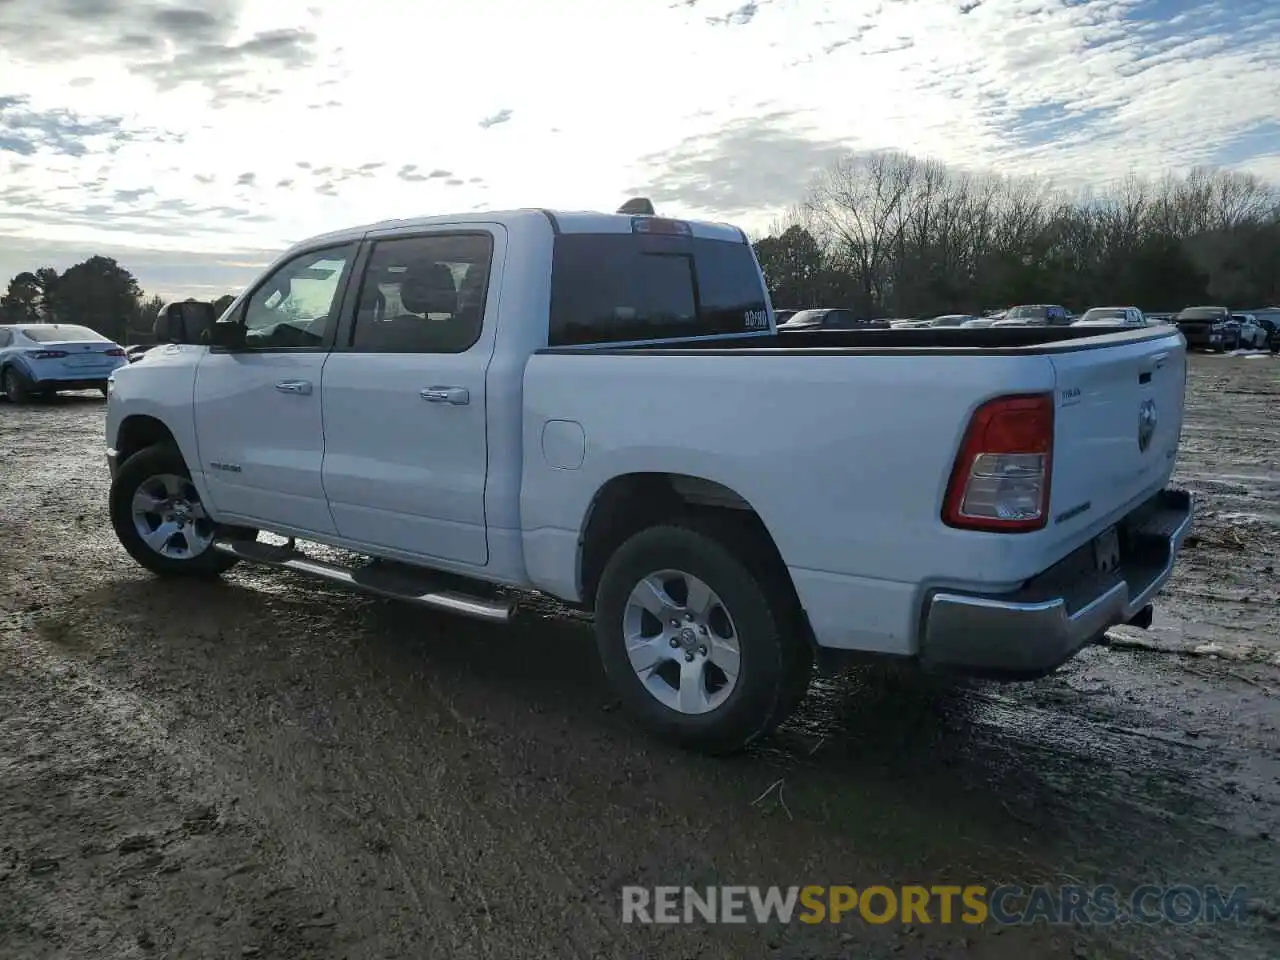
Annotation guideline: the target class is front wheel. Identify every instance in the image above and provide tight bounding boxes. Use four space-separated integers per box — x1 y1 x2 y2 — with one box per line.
109 444 250 577
594 521 812 754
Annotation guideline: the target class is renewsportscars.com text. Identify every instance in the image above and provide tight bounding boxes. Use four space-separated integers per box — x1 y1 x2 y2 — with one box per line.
621 884 1249 926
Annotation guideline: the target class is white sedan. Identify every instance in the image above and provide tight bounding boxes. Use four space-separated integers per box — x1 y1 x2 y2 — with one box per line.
1073 306 1147 327
0 323 128 402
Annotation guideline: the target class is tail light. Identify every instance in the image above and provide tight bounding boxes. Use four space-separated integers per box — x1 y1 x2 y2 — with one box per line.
104 348 126 357
30 350 68 359
943 393 1054 532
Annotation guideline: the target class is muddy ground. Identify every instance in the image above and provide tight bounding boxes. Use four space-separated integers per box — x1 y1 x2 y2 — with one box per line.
1 353 1278 960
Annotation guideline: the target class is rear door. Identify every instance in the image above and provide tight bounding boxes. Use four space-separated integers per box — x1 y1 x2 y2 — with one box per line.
320 226 503 566
1047 329 1186 539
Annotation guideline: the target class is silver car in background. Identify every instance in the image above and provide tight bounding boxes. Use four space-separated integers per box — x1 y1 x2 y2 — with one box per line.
1074 306 1148 327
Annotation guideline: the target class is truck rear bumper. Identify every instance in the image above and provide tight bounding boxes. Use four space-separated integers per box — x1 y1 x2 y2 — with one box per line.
919 488 1193 677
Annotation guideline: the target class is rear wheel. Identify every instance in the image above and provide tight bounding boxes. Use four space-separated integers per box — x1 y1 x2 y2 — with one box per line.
594 520 812 754
3 367 30 403
109 444 252 577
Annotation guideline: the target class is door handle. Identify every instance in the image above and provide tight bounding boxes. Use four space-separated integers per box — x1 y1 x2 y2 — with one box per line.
420 386 469 405
275 380 312 395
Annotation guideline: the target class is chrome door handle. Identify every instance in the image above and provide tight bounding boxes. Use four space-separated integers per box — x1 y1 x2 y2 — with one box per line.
275 380 312 395
420 386 469 405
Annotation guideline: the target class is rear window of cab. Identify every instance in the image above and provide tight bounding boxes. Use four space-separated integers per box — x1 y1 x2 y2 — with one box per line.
548 232 769 346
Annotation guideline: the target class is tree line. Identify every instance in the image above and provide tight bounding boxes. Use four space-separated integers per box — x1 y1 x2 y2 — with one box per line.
753 154 1280 319
4 154 1276 335
0 257 236 343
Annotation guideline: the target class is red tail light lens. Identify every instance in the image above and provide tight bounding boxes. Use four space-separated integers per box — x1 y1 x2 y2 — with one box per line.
943 393 1054 532
30 350 68 359
104 348 126 357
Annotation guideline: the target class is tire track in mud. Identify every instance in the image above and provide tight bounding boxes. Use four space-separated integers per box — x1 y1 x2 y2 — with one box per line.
0 612 336 960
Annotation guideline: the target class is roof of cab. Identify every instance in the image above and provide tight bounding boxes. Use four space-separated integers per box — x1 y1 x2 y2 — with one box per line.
281 207 747 257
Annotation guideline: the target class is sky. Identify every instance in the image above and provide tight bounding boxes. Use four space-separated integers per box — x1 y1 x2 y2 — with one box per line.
1 0 1278 300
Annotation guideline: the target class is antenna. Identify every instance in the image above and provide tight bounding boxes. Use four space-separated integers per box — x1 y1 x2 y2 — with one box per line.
616 197 655 215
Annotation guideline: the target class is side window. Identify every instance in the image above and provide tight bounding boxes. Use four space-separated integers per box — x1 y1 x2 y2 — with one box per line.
239 244 355 350
350 233 493 353
0 329 11 347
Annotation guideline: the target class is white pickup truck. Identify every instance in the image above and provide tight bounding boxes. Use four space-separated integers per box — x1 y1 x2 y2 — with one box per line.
105 201 1193 753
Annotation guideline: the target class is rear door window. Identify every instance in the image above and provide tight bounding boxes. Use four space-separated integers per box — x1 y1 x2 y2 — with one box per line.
549 233 768 346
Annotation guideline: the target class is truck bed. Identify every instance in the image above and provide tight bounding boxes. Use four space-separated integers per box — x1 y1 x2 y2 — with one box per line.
540 323 1171 356
522 322 1186 657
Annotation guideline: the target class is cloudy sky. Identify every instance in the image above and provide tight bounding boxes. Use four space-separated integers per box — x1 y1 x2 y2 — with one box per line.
1 0 1278 299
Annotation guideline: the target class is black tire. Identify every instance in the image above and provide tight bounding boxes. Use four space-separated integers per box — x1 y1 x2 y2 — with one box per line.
3 367 30 403
594 520 812 755
109 443 247 578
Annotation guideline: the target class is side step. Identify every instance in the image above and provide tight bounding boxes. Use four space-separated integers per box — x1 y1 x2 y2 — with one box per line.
212 539 512 623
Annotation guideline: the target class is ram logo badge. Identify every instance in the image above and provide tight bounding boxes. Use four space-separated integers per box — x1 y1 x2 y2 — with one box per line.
1138 399 1158 452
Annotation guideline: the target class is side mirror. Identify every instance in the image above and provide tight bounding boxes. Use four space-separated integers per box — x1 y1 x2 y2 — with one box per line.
208 320 246 350
155 300 216 344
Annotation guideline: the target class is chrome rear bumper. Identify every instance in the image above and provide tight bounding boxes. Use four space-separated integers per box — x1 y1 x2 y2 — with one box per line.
920 488 1193 677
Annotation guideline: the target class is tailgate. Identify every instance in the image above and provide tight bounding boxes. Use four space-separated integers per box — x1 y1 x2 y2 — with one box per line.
1048 331 1185 538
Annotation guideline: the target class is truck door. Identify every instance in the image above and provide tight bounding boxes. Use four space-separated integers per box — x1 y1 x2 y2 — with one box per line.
193 243 357 535
320 226 505 567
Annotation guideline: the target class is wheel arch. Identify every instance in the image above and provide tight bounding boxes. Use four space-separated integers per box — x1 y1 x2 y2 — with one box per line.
577 472 799 617
114 414 180 464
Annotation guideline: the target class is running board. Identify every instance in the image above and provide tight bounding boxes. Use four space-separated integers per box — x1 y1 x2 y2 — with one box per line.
212 539 512 623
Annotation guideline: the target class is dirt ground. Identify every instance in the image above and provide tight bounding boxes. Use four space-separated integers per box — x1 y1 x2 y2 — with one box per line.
1 353 1278 960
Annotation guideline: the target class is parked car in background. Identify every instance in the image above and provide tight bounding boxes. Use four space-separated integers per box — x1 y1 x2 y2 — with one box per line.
1249 311 1279 352
778 308 890 330
892 314 978 328
773 309 799 325
961 316 998 328
1074 307 1147 328
1229 314 1269 350
1173 306 1233 351
992 304 1072 327
0 323 127 402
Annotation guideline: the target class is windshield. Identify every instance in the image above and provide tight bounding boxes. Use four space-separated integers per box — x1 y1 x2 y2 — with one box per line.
1081 308 1127 322
18 325 107 342
1006 305 1048 320
1176 307 1227 321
